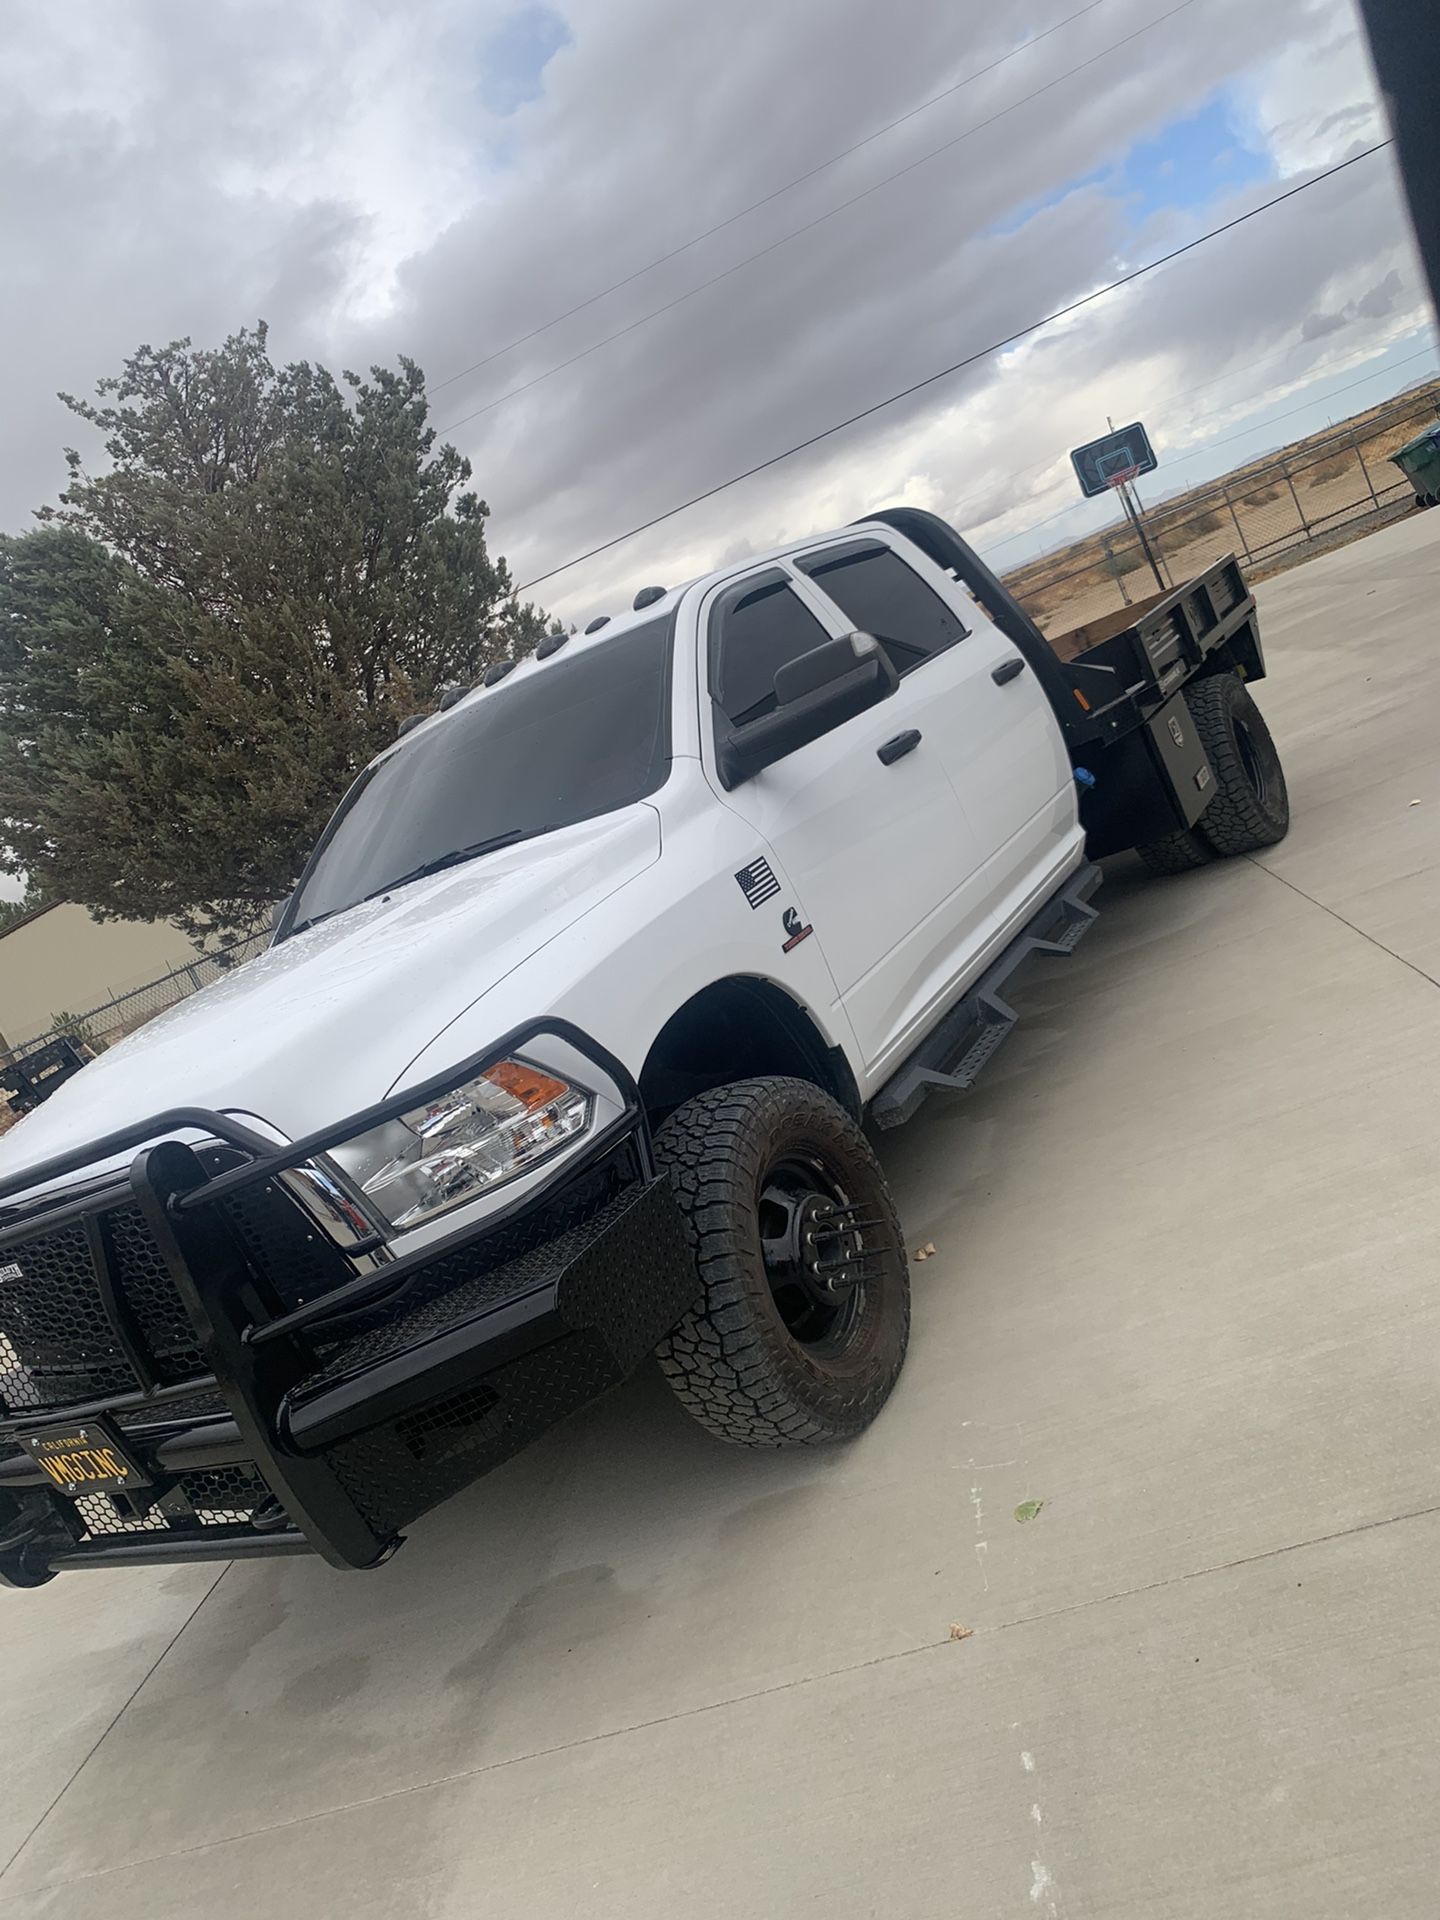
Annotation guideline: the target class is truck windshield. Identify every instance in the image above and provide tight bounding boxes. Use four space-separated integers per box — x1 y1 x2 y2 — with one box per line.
285 617 672 934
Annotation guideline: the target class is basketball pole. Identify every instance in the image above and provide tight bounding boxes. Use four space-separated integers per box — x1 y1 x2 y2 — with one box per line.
1101 416 1167 594
1115 475 1168 595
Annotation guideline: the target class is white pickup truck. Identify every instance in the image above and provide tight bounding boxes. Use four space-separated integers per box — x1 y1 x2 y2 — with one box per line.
0 507 1287 1583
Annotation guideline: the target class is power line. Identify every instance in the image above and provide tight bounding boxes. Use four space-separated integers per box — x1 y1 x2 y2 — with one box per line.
513 141 1393 594
985 330 1437 548
985 337 1356 543
1011 347 1438 567
438 0 1202 437
1011 361 1438 583
1135 342 1437 479
424 0 1111 400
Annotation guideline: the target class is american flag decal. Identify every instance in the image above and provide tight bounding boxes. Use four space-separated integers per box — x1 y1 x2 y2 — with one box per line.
735 857 780 909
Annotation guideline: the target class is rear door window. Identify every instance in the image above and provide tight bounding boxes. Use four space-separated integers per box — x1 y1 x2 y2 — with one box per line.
796 541 968 675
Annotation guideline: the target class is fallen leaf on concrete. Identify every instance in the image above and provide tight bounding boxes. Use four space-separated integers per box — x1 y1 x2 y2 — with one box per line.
949 1622 974 1641
913 1242 938 1261
1013 1499 1045 1524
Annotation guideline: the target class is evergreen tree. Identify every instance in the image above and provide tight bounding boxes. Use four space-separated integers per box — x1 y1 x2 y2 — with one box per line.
0 324 549 941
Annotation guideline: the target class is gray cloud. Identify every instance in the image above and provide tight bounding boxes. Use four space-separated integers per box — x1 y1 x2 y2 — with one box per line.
1301 264 1409 342
1355 266 1405 319
1302 309 1351 340
0 0 1426 621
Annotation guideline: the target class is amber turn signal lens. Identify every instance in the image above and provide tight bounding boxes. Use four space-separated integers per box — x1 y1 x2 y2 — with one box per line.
485 1059 570 1109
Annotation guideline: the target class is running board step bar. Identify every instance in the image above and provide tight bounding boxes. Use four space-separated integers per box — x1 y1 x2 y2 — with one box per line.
870 862 1102 1130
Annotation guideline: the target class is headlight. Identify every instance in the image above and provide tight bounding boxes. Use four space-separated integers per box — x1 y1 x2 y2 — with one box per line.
331 1059 592 1231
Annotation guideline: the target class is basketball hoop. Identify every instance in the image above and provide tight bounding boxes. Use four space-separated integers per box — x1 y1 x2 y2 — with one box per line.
1071 423 1156 500
1069 421 1166 592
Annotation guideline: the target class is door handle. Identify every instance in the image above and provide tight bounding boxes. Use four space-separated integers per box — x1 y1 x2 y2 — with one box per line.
992 657 1026 685
877 729 922 766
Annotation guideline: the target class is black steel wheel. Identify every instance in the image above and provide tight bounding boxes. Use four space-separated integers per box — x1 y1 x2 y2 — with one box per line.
654 1078 910 1447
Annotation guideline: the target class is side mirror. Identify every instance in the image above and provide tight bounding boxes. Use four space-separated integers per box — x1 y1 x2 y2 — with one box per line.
270 893 293 937
718 633 898 788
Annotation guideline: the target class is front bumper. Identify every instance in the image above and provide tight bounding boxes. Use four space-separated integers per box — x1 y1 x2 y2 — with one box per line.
0 1023 695 1584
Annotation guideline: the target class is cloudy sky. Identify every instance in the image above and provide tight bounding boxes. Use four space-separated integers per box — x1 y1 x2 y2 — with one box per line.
1 0 1432 625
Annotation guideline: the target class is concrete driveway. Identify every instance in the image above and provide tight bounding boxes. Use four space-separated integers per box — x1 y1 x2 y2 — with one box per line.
4 508 1438 1918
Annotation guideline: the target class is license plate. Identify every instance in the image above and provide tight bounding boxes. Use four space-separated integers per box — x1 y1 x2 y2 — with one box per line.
17 1418 149 1496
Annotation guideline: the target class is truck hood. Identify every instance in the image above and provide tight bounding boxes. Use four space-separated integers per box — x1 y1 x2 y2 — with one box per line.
0 807 661 1185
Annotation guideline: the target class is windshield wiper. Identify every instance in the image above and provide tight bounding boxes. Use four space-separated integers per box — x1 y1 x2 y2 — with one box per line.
285 906 342 938
287 826 553 937
359 826 544 904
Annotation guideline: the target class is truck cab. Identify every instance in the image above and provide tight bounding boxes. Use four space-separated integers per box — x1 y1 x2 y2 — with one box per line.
262 514 1083 1117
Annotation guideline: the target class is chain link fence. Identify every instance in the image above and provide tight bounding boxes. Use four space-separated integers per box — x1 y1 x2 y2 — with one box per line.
1006 383 1440 636
0 928 271 1130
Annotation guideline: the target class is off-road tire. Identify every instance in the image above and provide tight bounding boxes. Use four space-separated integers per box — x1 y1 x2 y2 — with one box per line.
1189 673 1289 854
654 1077 910 1448
1136 825 1214 875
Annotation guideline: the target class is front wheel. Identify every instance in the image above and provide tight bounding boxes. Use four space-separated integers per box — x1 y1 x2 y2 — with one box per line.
654 1078 910 1448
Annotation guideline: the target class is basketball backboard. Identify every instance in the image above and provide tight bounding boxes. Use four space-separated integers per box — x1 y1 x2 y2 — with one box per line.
1071 422 1158 498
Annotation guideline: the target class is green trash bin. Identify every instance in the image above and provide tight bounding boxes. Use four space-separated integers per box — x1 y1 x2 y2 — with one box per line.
1390 424 1440 507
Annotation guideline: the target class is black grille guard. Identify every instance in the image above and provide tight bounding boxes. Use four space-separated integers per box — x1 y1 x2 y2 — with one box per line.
0 1018 645 1340
0 1021 695 1579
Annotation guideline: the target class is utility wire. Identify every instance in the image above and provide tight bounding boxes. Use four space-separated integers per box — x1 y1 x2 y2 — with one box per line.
439 0 1201 436
1006 347 1437 573
513 140 1393 595
425 0 1111 399
1095 342 1438 529
1144 342 1437 476
984 335 1354 538
991 341 1436 560
892 172 1423 521
985 330 1437 547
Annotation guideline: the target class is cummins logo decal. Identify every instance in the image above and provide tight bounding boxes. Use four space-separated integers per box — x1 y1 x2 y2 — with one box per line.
781 906 813 952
